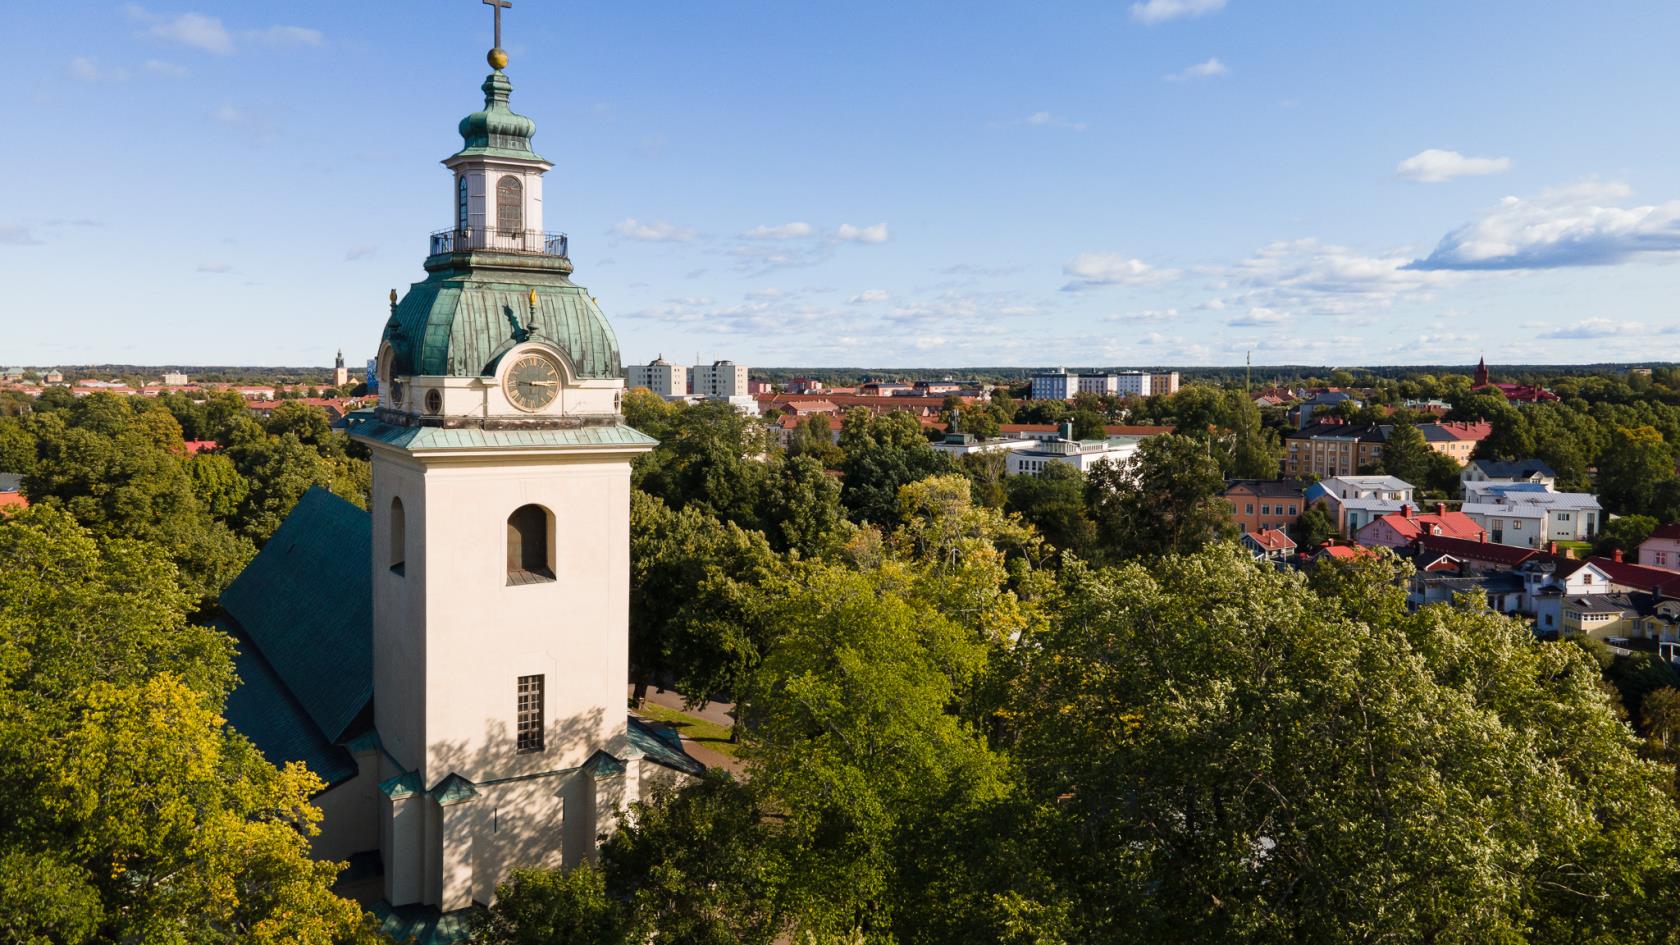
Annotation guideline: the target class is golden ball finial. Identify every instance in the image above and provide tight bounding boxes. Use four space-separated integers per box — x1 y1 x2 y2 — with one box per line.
488 47 508 70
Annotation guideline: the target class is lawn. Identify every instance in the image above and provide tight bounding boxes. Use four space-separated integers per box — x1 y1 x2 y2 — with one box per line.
633 701 743 759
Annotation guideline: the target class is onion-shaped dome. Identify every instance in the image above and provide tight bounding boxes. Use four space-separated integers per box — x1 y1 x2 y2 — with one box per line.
455 70 543 162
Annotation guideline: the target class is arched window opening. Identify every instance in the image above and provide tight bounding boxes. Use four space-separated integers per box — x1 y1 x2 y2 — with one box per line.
507 504 554 585
389 497 407 576
457 175 470 231
496 175 523 235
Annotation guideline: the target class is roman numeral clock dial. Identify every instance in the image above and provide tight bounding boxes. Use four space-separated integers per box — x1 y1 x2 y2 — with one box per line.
504 353 559 411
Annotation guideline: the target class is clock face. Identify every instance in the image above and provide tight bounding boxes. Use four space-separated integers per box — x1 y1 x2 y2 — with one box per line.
504 354 560 412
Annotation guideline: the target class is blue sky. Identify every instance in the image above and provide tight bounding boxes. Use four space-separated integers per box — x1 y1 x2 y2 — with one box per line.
5 0 1680 369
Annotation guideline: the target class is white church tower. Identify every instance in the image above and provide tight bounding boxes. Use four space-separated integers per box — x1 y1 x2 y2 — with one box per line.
348 11 676 913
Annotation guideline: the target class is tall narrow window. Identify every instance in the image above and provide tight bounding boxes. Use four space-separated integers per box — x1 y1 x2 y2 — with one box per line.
457 175 469 231
496 175 523 235
506 504 554 584
389 497 406 576
517 675 544 753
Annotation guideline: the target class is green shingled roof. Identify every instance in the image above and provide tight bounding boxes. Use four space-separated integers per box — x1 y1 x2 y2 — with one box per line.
220 487 373 746
385 275 621 380
221 620 357 789
353 420 656 452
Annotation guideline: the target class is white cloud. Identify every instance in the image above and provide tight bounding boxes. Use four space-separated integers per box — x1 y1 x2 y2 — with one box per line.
1131 0 1226 24
1062 252 1181 291
1408 181 1680 271
1537 318 1646 340
833 223 889 244
1103 308 1180 323
1395 149 1512 183
144 59 189 77
850 289 891 304
1022 111 1089 131
1165 57 1229 81
1210 238 1463 319
613 217 697 242
211 103 243 123
913 336 947 351
196 261 233 273
245 25 323 48
128 6 321 56
142 11 234 55
742 222 813 239
1227 307 1287 327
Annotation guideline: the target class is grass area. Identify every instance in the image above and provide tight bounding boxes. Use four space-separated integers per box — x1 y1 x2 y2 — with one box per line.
632 701 742 759
1555 540 1594 556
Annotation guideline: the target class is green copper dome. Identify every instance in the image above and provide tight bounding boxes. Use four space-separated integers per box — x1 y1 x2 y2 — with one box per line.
383 261 622 380
454 70 544 162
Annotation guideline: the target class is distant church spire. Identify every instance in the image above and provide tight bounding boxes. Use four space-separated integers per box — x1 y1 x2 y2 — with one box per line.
1474 355 1489 387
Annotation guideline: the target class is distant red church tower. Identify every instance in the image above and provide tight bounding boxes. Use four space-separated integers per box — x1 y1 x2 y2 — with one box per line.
1473 356 1490 387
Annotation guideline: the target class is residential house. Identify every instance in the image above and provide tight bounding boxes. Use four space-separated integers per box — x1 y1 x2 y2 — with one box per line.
1461 458 1557 491
1287 390 1359 430
1356 504 1485 550
1416 421 1492 465
1223 479 1309 535
1283 420 1376 478
1461 487 1601 543
1304 475 1415 534
1242 528 1297 562
1638 524 1680 572
1561 594 1641 641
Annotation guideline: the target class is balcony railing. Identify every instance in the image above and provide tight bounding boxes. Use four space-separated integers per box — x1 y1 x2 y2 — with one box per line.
429 227 569 258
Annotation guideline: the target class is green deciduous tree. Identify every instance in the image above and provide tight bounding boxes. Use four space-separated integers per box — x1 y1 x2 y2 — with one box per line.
838 409 954 524
1007 550 1680 944
1086 433 1232 561
1597 514 1658 558
1599 425 1679 518
474 864 626 945
1006 462 1096 559
1376 419 1432 487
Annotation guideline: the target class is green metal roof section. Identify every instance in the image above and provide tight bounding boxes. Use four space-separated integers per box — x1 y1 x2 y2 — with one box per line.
582 750 627 777
430 773 480 805
219 486 373 746
452 70 545 163
221 620 358 790
374 902 476 945
354 421 656 452
628 716 707 777
380 770 423 800
385 274 621 380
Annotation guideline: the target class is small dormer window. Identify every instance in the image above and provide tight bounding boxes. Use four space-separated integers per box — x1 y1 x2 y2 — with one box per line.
497 175 523 235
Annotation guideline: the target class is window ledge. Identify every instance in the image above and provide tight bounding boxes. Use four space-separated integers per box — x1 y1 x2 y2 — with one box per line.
507 568 556 587
390 563 405 577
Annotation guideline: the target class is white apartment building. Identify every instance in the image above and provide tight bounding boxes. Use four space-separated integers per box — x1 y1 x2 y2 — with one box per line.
626 356 688 398
692 360 749 398
1116 371 1148 397
1078 373 1119 396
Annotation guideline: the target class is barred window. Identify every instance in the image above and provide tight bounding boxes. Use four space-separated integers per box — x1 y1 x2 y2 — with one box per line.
517 675 544 753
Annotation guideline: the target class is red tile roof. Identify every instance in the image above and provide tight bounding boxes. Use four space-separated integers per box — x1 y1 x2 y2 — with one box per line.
1646 523 1680 542
998 423 1175 437
1317 543 1375 560
1246 528 1296 552
0 492 28 511
1368 507 1485 542
183 440 219 455
1586 556 1680 595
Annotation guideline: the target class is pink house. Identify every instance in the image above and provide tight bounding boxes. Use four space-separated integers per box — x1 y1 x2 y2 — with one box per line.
1355 504 1486 550
1639 524 1680 572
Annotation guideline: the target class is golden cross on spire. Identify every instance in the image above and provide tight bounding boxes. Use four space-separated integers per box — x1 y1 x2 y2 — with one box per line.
483 0 512 50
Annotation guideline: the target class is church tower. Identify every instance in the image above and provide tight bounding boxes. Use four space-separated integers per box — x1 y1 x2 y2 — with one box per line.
349 18 661 912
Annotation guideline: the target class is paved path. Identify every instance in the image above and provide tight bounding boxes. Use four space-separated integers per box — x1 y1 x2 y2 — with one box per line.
627 685 746 777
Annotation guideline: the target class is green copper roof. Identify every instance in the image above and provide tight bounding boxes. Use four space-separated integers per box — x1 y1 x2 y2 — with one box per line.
220 487 373 746
430 773 480 805
452 70 545 163
385 273 622 379
628 716 707 777
354 420 656 453
221 619 357 790
380 770 422 800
